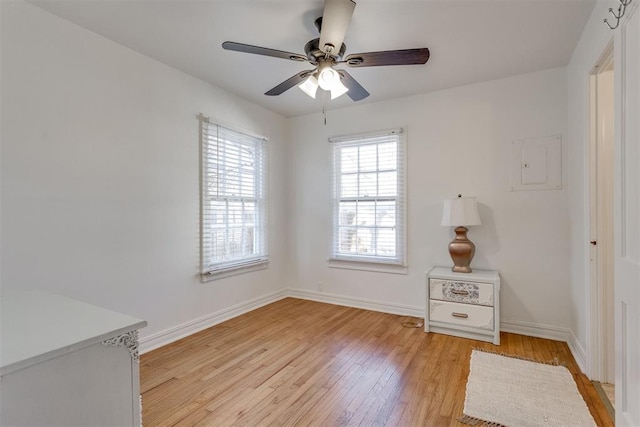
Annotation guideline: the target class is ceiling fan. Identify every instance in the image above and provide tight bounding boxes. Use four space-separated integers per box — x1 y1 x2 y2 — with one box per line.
222 0 430 102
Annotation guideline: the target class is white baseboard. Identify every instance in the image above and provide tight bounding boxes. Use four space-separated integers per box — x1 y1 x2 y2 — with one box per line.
139 289 287 354
500 319 570 341
139 288 588 375
286 287 424 318
566 329 587 373
501 319 587 372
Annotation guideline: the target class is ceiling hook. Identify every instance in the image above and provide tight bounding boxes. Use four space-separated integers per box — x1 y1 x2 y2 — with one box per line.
608 6 623 19
604 18 620 29
603 0 632 29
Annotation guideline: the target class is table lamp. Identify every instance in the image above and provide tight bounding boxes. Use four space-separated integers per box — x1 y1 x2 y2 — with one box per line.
441 195 481 273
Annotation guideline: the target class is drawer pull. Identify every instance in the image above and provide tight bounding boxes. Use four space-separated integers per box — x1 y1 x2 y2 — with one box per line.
451 289 470 296
452 312 469 319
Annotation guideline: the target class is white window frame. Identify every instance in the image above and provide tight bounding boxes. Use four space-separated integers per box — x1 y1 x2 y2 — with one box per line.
199 114 268 281
329 128 407 274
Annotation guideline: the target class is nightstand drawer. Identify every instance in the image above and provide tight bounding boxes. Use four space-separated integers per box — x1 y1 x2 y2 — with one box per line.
429 279 494 306
429 300 494 330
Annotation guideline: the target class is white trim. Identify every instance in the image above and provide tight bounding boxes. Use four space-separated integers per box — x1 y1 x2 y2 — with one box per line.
286 288 423 318
567 329 588 375
197 113 268 142
329 127 403 143
587 39 616 383
501 319 587 373
201 258 269 282
500 319 571 341
327 258 408 274
138 289 589 376
138 289 286 353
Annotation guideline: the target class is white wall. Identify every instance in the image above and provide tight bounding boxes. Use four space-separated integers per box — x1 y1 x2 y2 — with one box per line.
0 1 290 345
566 0 622 375
287 68 572 331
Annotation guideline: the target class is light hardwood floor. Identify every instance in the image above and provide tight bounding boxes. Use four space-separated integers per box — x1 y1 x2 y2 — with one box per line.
140 298 613 426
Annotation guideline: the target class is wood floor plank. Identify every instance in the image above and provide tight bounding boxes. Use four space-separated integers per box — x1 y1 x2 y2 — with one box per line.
140 298 613 426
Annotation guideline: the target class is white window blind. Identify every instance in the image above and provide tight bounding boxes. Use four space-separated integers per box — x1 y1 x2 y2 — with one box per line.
329 129 406 266
200 116 267 278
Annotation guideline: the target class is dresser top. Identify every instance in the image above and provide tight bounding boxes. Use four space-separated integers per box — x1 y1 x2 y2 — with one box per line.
1 291 147 376
427 266 499 282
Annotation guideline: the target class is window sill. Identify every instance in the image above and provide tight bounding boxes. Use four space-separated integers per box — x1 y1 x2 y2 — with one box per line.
328 258 408 275
200 258 269 282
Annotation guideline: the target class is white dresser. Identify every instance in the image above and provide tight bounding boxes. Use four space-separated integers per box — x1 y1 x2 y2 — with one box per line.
1 291 147 426
425 267 500 345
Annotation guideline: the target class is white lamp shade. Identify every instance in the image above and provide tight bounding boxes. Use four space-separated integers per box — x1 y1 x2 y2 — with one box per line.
318 67 340 90
330 79 349 99
441 197 481 227
298 75 319 98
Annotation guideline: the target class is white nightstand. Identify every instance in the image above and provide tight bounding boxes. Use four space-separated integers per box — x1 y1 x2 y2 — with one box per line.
425 267 500 345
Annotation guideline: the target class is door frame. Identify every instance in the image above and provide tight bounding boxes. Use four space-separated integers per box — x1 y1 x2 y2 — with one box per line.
588 41 615 383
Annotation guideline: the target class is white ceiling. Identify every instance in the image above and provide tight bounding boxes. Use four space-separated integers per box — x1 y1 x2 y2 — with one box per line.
30 0 596 117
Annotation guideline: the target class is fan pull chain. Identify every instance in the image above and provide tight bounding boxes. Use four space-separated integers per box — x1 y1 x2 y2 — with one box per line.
322 90 327 125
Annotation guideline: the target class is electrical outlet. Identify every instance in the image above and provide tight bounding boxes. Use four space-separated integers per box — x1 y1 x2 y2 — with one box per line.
317 281 323 292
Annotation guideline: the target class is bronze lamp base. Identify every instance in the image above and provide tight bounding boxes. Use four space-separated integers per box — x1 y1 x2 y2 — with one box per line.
448 226 476 273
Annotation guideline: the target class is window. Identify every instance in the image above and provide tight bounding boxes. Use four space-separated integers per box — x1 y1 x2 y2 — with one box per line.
199 115 267 280
329 129 406 269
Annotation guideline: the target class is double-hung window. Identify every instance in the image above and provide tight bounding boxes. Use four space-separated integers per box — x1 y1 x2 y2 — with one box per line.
329 129 407 270
199 115 267 280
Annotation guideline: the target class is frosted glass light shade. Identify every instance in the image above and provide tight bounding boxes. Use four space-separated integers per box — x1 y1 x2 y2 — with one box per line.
299 75 319 98
299 68 349 100
318 67 340 90
441 197 481 227
330 80 349 99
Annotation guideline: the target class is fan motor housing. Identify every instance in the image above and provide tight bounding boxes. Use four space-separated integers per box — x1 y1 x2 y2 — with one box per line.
304 38 347 63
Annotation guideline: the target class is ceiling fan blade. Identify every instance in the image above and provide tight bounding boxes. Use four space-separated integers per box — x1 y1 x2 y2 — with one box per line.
344 48 430 67
338 70 369 101
265 70 315 96
222 41 308 62
319 0 356 54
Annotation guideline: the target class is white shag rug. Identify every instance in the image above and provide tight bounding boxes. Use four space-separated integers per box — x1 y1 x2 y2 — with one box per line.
461 350 597 427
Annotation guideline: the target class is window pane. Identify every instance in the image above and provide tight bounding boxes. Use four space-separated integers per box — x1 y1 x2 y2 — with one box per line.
341 146 358 173
238 147 256 198
226 226 253 257
243 201 255 225
376 228 396 257
341 174 358 198
358 144 377 172
243 227 254 254
227 201 243 226
377 201 396 227
338 227 358 253
355 228 374 254
359 173 377 198
209 229 227 262
356 201 376 226
378 171 397 197
378 142 397 170
206 172 219 195
339 202 357 226
209 200 226 226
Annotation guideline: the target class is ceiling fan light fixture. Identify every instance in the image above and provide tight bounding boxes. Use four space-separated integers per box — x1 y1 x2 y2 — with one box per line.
223 0 430 103
330 79 349 99
318 66 341 90
298 74 319 98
